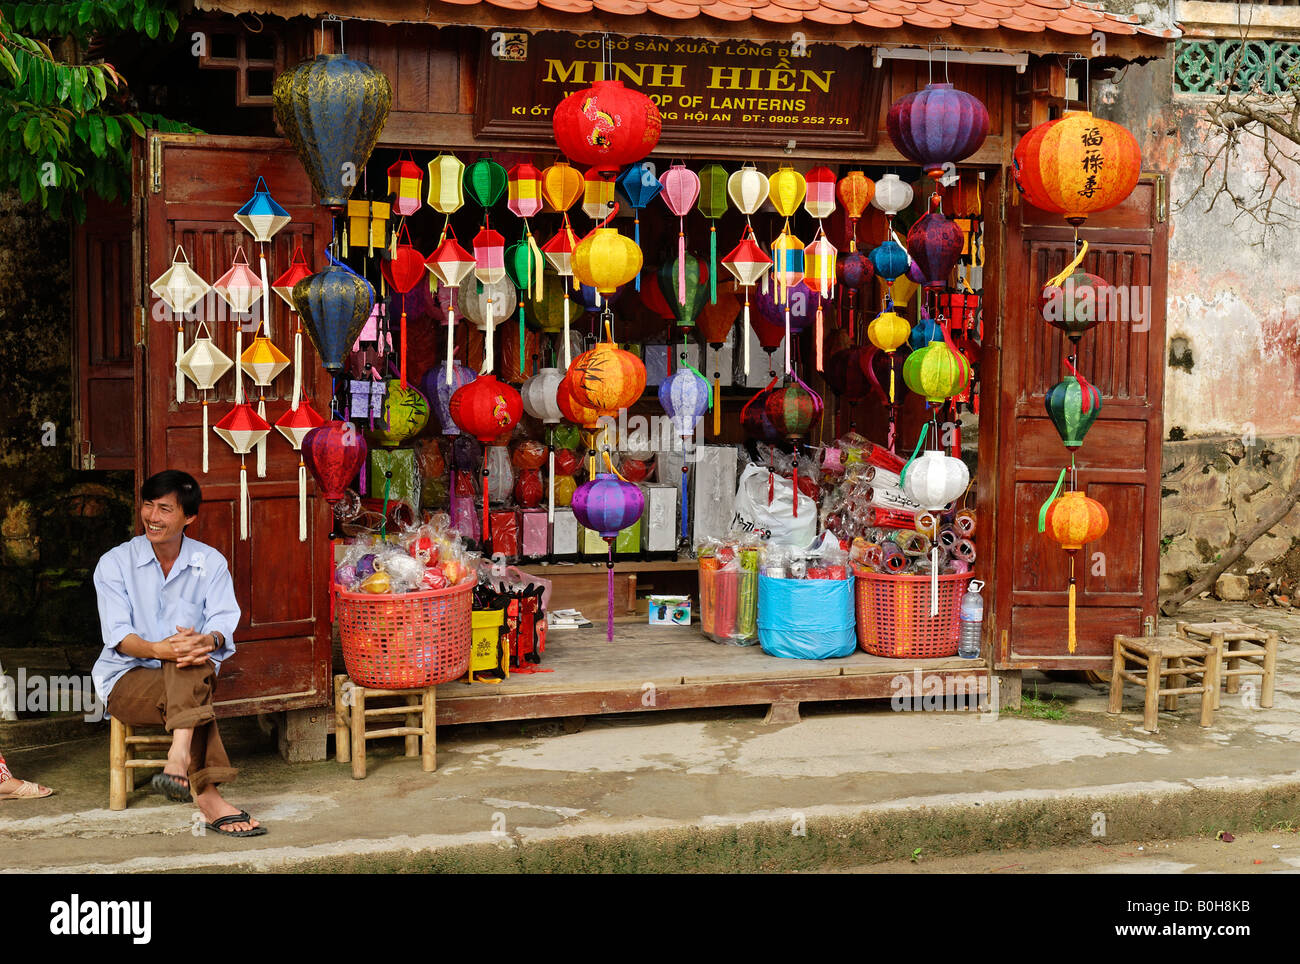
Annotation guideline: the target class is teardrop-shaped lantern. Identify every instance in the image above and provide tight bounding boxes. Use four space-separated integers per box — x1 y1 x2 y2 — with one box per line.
728 165 770 217
463 157 508 210
906 194 964 289
656 253 708 327
292 263 376 373
302 420 368 502
541 161 584 214
1045 367 1103 449
869 239 910 282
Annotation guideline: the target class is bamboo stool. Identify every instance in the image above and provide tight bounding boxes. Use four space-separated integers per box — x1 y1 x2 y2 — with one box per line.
108 718 173 811
1175 621 1278 710
333 674 437 780
1107 634 1221 733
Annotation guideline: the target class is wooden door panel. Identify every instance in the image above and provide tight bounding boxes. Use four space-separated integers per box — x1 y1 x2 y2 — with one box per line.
995 173 1167 669
138 133 334 715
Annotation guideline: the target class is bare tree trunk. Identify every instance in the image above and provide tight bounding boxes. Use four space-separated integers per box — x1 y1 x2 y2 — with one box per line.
1160 474 1300 616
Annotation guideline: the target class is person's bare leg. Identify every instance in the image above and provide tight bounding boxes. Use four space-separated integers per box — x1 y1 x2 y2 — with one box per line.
166 727 193 782
194 785 260 833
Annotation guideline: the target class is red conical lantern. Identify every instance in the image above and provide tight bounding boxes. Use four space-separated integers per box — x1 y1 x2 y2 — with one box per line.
552 80 662 171
379 226 425 388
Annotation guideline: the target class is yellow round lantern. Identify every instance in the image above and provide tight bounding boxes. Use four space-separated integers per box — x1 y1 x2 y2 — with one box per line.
768 165 807 219
573 227 643 294
867 309 910 353
554 473 577 507
881 271 920 309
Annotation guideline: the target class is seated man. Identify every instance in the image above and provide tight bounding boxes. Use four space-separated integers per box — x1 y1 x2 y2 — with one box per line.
92 470 265 837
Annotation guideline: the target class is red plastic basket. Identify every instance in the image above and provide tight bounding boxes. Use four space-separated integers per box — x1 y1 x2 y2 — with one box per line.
854 569 974 658
337 579 473 688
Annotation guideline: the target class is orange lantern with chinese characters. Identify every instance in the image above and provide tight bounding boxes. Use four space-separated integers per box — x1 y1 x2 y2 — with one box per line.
1013 111 1141 226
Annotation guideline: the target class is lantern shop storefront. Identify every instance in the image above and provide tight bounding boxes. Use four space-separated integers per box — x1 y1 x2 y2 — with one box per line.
78 2 1174 746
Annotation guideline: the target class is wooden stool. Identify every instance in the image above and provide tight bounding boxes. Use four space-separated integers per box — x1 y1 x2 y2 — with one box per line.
1175 621 1277 710
333 674 437 780
108 718 173 811
1107 635 1221 732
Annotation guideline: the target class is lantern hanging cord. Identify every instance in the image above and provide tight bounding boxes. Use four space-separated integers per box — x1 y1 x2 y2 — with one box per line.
320 14 345 55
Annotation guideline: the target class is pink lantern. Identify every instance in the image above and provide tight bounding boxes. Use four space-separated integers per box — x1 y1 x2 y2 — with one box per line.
804 166 837 221
213 246 262 406
660 163 700 306
507 162 544 219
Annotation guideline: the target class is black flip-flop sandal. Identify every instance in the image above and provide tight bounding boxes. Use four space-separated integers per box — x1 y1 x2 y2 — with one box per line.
151 772 192 803
205 810 267 838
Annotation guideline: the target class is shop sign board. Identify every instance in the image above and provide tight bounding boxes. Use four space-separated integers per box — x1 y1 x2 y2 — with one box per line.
474 31 882 151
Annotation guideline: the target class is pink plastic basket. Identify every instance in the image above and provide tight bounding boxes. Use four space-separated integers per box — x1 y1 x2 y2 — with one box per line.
854 569 974 659
337 579 473 688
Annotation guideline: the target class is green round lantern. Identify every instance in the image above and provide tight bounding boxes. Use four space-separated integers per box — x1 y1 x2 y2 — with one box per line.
506 240 540 293
657 253 708 327
1045 373 1102 448
463 158 508 209
552 423 583 451
902 341 971 403
529 272 568 334
371 379 431 447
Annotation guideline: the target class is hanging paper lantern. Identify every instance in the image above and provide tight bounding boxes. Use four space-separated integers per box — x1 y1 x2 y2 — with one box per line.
1040 269 1113 342
565 339 646 416
528 271 569 333
659 367 710 439
553 474 578 506
1046 365 1103 449
902 340 971 403
656 253 708 327
553 80 662 170
507 162 544 219
697 162 729 304
423 361 476 436
427 154 466 214
472 226 506 285
722 228 773 378
768 166 807 219
214 403 272 540
660 163 700 306
804 166 837 220
772 230 805 296
152 245 210 315
541 225 577 277
765 383 816 441
449 374 522 442
906 194 964 289
837 171 875 250
371 380 430 448
836 251 874 294
213 247 262 314
869 239 910 282
1014 111 1141 225
272 246 312 307
804 234 837 298
872 174 914 217
380 228 427 388
867 308 911 354
617 161 661 291
177 321 233 474
303 420 368 502
573 227 642 294
908 312 945 351
275 398 326 541
292 262 375 374
425 229 477 384
887 83 990 179
902 449 969 511
387 155 423 217
728 165 770 218
463 158 508 210
582 167 617 221
457 276 517 330
887 270 921 311
1042 487 1110 653
749 312 786 356
522 367 565 424
272 52 392 210
234 176 290 247
572 472 645 638
556 376 600 428
541 161 584 214
240 330 290 385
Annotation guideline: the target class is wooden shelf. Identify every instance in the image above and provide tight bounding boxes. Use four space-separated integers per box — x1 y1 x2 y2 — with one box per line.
516 559 699 575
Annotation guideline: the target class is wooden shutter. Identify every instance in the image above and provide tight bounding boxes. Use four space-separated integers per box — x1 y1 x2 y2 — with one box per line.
991 174 1168 670
72 195 137 470
134 133 335 714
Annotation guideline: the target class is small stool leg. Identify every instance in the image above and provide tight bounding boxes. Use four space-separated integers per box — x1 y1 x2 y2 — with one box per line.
334 674 350 764
350 684 367 780
421 687 436 773
405 697 420 758
1143 655 1161 733
1262 633 1278 709
1200 643 1220 728
110 717 128 811
1165 656 1183 712
1107 638 1125 714
1210 633 1224 710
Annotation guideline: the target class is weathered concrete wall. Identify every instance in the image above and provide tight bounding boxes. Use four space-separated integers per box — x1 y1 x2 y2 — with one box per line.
0 193 134 648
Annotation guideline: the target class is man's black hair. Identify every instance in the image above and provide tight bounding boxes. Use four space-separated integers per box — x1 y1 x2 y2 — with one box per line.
140 470 201 517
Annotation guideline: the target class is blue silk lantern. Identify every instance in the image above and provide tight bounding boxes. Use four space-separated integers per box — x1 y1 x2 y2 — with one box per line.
423 361 476 436
272 54 393 211
659 367 711 541
572 473 645 640
869 239 910 282
617 162 662 290
292 255 375 374
908 311 944 351
579 282 624 314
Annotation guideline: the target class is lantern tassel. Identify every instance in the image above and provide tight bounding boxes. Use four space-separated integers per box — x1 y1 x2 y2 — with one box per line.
299 459 307 542
239 462 249 541
446 306 456 385
931 546 940 617
291 322 303 410
677 230 687 305
234 326 244 404
256 395 268 478
713 373 721 437
519 303 526 375
815 304 824 372
547 444 555 523
634 216 641 291
399 305 408 389
258 250 272 341
482 467 491 552
1068 554 1078 654
680 464 689 541
709 225 717 304
792 459 799 518
607 545 615 643
743 298 751 377
784 304 791 375
1047 240 1090 289
562 294 572 368
175 325 185 405
202 397 209 474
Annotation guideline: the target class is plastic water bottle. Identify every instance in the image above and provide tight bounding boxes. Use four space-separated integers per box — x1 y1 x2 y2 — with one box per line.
957 580 984 659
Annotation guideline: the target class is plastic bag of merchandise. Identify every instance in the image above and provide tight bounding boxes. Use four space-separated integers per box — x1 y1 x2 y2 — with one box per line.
756 573 855 659
712 543 762 646
731 462 817 547
805 531 850 580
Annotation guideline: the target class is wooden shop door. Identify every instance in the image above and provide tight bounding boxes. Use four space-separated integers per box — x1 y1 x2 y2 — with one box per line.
991 173 1168 670
133 133 336 714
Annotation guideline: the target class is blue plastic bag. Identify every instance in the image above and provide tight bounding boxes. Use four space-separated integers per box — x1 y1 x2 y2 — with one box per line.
756 575 856 660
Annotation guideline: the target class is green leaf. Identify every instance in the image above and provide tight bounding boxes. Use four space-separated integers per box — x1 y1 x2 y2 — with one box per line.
69 69 83 110
103 114 120 149
87 113 104 157
19 166 36 202
56 66 72 102
121 112 144 138
132 5 144 32
164 10 178 35
78 2 93 26
92 66 106 102
29 59 44 102
0 45 18 81
14 3 31 31
145 8 160 39
22 116 40 152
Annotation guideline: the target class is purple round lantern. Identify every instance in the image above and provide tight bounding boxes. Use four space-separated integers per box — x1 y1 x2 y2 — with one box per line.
906 195 965 289
572 472 645 641
835 250 874 293
886 82 990 179
754 279 823 334
422 361 476 435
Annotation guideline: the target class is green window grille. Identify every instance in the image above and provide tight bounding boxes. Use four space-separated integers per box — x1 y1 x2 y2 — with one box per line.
1174 39 1300 94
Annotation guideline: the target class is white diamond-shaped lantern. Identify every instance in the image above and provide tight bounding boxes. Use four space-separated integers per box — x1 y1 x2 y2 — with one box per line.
177 323 233 390
240 332 290 386
151 246 210 314
234 176 291 243
213 246 262 313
